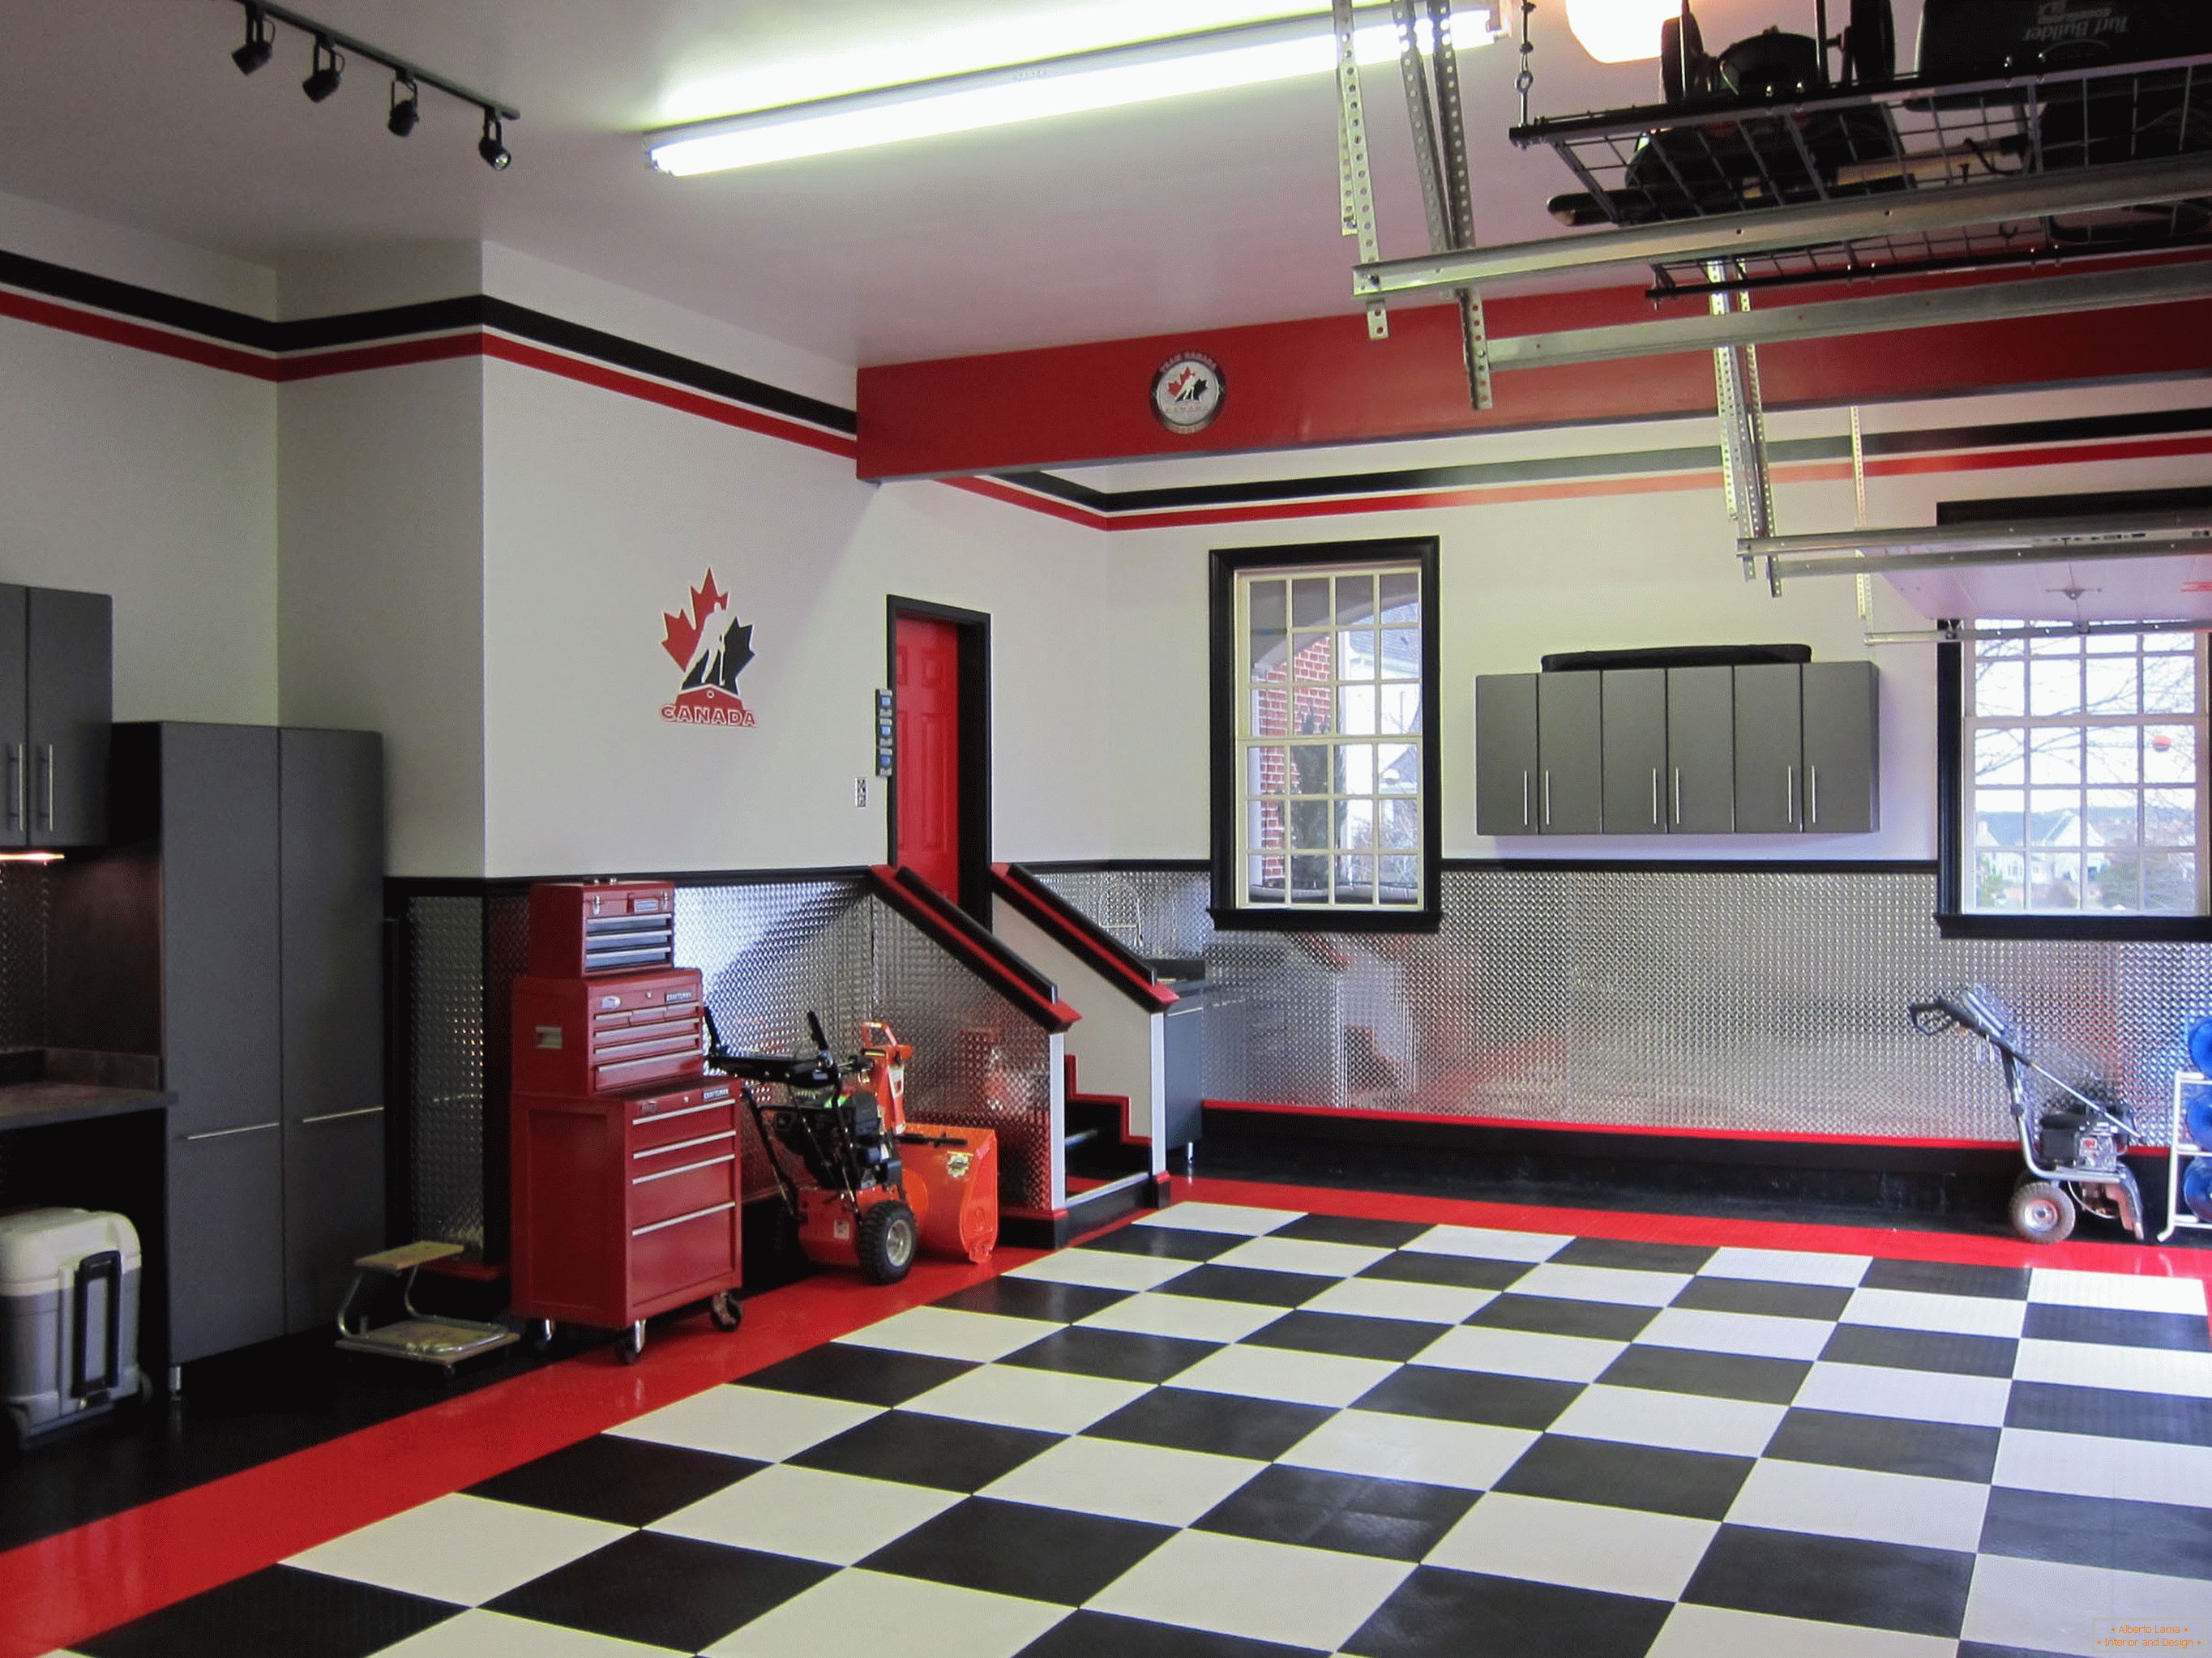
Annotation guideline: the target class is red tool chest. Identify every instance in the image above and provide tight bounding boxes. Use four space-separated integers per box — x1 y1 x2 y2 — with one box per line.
510 968 706 1096
527 880 678 977
507 880 740 1358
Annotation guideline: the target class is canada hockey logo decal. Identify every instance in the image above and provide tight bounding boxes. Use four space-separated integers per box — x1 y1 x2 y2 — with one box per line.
660 569 757 728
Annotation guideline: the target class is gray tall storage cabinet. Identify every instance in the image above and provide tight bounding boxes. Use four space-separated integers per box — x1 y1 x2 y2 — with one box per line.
89 724 386 1367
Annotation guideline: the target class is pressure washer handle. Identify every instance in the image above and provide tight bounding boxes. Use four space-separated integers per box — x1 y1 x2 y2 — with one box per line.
1908 1000 1961 1036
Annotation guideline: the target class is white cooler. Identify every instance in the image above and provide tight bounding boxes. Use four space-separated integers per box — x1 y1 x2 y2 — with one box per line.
0 1207 143 1442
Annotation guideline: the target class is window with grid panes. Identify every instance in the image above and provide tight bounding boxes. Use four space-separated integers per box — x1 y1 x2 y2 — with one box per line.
1235 562 1426 910
1962 624 2208 915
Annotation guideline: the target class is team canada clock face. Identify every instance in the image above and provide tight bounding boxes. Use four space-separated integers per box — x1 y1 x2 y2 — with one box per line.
1152 351 1225 434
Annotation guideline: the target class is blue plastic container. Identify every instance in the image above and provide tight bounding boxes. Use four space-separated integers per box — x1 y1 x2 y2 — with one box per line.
2192 1097 2212 1153
2184 1157 2212 1224
2189 1015 2212 1079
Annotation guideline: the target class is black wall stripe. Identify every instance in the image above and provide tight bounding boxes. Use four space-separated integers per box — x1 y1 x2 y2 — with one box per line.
0 248 858 436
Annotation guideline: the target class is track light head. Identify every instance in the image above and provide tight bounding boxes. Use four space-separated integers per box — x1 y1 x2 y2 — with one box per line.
477 110 510 169
302 36 344 102
387 75 420 136
232 6 273 75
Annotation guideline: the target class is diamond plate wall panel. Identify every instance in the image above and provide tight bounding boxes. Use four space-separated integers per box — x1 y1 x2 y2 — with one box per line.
405 896 487 1250
1033 868 1214 959
678 881 875 1201
0 865 49 1053
865 899 1055 1211
1036 863 2212 1144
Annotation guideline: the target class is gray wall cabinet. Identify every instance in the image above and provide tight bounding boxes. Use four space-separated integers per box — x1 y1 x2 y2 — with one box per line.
1474 674 1538 835
1802 661 1881 834
1601 669 1669 836
1733 663 1805 835
1666 666 1737 834
1478 661 1877 837
59 723 386 1365
1536 673 1602 835
0 583 112 848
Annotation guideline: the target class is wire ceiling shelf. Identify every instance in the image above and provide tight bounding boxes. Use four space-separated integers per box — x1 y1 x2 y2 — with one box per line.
1512 49 2212 298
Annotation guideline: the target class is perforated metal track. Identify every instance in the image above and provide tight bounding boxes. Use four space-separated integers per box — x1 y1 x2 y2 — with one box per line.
404 896 489 1250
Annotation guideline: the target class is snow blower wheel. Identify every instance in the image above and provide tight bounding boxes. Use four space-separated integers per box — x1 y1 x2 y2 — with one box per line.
2010 1179 2077 1246
858 1200 918 1284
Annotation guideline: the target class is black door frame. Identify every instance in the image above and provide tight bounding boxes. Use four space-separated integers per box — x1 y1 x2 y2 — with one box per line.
885 596 994 918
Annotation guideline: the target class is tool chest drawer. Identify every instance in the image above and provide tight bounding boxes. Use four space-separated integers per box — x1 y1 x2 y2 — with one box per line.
528 881 678 976
629 1138 738 1228
627 1081 736 1152
630 1200 738 1305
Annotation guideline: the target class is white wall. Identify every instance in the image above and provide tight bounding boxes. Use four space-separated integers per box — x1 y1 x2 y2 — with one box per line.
1104 389 2212 864
478 357 1108 878
0 187 277 725
276 359 488 876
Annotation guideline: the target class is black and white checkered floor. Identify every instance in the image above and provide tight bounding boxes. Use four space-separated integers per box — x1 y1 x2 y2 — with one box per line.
62 1200 2212 1658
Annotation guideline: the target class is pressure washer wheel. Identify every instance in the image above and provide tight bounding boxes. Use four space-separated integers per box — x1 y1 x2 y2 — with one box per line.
2010 1178 2077 1246
857 1199 918 1285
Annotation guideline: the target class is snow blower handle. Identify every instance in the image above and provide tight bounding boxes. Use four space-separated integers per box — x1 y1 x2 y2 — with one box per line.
807 1011 832 1066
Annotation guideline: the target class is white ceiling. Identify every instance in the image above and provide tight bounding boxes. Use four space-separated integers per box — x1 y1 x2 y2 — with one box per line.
0 0 1922 367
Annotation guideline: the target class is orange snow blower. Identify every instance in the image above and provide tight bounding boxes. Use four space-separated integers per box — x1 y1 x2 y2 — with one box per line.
706 1011 996 1283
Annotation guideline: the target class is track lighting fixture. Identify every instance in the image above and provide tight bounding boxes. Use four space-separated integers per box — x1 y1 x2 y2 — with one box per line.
220 1 518 169
478 111 511 169
301 35 344 102
232 5 274 75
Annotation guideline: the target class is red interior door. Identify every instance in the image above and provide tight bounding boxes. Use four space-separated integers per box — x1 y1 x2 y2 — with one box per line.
894 614 962 903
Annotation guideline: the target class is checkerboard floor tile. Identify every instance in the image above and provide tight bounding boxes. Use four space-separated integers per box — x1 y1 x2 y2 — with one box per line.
75 1198 2212 1658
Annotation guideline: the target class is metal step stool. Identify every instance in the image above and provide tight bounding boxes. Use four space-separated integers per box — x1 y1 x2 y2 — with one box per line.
335 1241 520 1370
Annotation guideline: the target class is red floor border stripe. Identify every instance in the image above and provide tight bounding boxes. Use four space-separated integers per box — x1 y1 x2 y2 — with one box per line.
1182 1174 2212 1280
0 1249 1032 1658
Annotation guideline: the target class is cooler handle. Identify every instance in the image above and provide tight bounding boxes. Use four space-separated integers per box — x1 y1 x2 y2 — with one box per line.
71 1250 123 1399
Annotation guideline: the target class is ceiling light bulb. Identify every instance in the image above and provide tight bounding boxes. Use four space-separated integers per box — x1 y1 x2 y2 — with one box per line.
478 111 511 169
302 36 344 102
232 6 273 75
1564 0 1679 64
388 75 420 136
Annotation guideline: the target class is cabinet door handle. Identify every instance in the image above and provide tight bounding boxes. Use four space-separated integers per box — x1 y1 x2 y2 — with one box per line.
38 745 53 830
1650 767 1660 827
1810 764 1820 827
6 744 19 830
1542 770 1552 827
1786 764 1796 827
1521 771 1530 828
1672 767 1682 827
300 1106 385 1125
182 1121 279 1142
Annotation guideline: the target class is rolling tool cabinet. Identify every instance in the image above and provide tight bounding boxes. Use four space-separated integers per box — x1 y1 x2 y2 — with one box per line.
507 882 741 1362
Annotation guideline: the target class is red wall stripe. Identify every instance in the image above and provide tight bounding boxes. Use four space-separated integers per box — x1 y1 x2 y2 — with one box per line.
0 286 278 379
856 275 2212 479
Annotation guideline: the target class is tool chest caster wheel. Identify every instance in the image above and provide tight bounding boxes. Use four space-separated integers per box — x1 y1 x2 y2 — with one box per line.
528 1319 554 1351
617 1321 645 1365
2011 1179 2076 1245
709 1293 742 1332
858 1200 918 1285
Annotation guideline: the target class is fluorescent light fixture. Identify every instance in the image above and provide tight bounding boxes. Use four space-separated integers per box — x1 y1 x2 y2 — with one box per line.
0 852 63 864
1563 0 1679 64
646 8 1495 177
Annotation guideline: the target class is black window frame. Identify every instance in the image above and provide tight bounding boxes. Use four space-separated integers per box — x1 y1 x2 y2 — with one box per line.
1933 485 2212 942
1208 536 1443 934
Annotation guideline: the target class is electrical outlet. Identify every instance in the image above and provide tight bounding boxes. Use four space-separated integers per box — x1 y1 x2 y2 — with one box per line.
854 778 869 807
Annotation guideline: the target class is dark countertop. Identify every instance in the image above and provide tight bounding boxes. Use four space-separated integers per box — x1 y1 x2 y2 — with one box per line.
0 1081 172 1131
